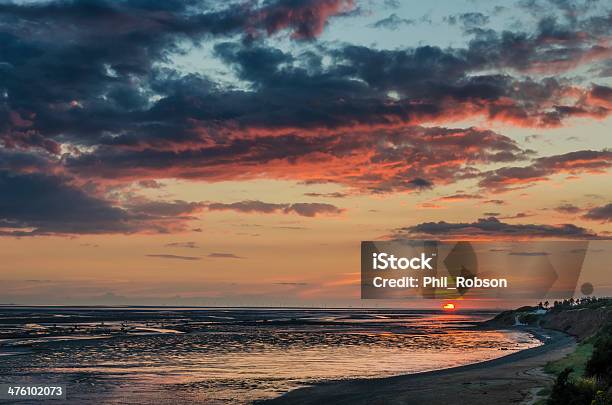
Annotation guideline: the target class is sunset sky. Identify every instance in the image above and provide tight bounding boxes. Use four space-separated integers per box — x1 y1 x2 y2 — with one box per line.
1 0 611 306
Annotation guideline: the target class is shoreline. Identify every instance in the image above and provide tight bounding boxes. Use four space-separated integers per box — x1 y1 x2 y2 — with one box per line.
261 327 575 405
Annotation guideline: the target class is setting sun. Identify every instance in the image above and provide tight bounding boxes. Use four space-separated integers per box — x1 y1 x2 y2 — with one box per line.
443 303 456 311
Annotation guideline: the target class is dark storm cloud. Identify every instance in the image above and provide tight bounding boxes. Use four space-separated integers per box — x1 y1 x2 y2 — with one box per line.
303 192 348 198
554 203 582 214
464 12 612 83
395 217 598 239
0 0 352 42
0 0 611 236
0 170 203 236
445 12 490 29
207 252 244 259
127 200 205 216
165 33 610 134
289 203 345 217
0 170 132 236
146 254 201 261
370 14 415 30
508 251 549 256
499 212 533 219
535 150 612 171
583 203 612 222
138 180 164 189
589 85 612 106
207 201 287 214
165 241 199 249
383 0 400 9
206 200 345 217
518 0 603 21
65 126 529 193
479 150 612 192
435 193 481 202
0 0 355 150
1 2 610 156
0 148 56 173
479 165 550 191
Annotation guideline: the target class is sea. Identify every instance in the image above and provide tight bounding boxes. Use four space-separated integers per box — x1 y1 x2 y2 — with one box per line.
0 307 541 404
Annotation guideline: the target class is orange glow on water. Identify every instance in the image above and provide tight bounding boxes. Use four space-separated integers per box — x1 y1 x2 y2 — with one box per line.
442 303 456 310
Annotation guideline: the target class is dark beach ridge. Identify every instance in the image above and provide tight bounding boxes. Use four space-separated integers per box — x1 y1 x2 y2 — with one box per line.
261 327 575 405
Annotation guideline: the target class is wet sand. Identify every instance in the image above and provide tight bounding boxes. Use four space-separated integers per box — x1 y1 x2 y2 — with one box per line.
3 308 539 404
263 328 574 405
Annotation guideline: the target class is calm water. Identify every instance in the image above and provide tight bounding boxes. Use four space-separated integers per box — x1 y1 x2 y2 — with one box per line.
0 308 540 404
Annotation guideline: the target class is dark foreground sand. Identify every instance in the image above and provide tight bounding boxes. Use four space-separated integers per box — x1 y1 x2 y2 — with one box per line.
262 329 575 405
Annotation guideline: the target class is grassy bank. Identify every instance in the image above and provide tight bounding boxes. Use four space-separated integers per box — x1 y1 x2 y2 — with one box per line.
532 298 612 405
544 341 594 379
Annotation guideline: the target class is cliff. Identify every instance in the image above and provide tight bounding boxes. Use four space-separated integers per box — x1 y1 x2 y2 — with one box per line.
541 306 612 341
485 303 612 341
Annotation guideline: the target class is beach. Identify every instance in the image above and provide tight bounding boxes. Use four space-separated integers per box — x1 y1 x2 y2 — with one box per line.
263 328 575 405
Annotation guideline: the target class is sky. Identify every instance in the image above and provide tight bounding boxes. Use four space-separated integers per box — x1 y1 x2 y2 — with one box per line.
0 0 611 307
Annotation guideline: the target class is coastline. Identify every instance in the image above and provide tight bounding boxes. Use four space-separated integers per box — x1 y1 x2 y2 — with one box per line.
261 327 575 405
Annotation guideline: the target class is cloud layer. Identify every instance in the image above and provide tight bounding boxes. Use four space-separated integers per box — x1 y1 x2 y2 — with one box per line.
0 0 611 236
206 200 345 217
395 217 599 240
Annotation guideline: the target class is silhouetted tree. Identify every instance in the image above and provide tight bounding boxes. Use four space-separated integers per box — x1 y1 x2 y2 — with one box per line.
586 323 612 387
548 368 594 405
